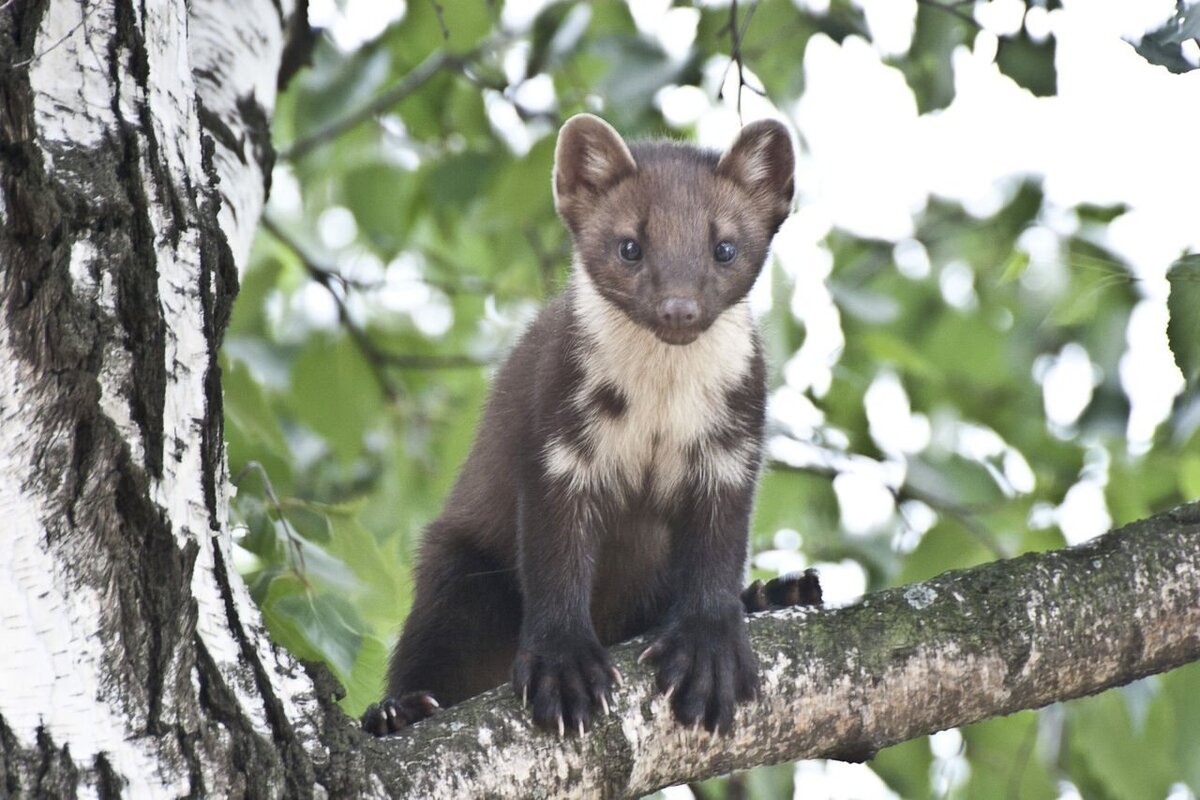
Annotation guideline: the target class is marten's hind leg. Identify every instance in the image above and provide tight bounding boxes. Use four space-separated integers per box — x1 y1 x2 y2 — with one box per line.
362 538 521 736
741 568 822 613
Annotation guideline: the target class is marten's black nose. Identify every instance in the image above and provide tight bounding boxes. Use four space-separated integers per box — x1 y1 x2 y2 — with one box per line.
657 297 700 329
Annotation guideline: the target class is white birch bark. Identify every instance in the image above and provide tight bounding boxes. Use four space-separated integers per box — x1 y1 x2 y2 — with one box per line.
0 1 316 796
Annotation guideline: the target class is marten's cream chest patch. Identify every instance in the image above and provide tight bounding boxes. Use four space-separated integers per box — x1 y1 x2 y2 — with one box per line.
542 270 759 500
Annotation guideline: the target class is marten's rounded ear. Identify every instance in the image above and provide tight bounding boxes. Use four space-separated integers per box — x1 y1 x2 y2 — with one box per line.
554 114 637 227
717 119 795 225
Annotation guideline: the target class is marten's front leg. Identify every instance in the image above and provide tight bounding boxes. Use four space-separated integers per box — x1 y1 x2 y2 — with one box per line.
510 478 617 736
640 480 760 735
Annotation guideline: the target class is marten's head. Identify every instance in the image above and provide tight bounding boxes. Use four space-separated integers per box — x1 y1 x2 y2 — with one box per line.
553 114 794 346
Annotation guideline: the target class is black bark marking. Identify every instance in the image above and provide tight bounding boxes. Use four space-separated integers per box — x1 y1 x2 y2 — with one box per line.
277 0 317 91
194 638 287 797
198 121 240 527
93 753 125 800
110 0 168 479
209 538 316 796
237 93 277 196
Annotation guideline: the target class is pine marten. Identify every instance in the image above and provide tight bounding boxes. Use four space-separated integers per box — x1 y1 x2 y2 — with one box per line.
363 114 817 738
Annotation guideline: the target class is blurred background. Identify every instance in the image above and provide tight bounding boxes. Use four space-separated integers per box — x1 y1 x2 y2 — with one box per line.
224 1 1200 796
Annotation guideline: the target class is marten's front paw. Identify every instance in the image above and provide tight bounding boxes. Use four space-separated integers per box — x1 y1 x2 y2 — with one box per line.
361 692 440 736
639 610 758 735
512 635 619 736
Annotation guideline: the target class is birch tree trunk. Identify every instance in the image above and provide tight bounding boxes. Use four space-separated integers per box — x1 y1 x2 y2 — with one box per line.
0 1 323 796
2 3 1199 799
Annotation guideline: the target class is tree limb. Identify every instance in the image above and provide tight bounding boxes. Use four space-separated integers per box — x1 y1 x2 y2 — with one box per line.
260 215 487 401
915 0 982 30
280 34 509 161
338 502 1200 798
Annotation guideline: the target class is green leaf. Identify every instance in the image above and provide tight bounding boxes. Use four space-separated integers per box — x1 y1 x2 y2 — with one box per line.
1180 454 1200 501
902 2 970 113
384 0 493 70
325 507 413 631
906 454 1005 509
1133 6 1200 74
279 499 332 543
1048 244 1133 327
998 249 1030 284
592 35 694 125
996 31 1057 97
859 330 938 379
478 137 556 228
896 521 995 584
753 468 840 555
343 162 420 252
870 736 932 798
338 634 391 718
528 2 592 78
1065 687 1177 800
921 311 1008 387
223 358 291 481
427 150 497 211
273 590 365 679
962 711 1056 800
1167 254 1200 387
291 45 393 149
289 335 382 463
292 534 360 594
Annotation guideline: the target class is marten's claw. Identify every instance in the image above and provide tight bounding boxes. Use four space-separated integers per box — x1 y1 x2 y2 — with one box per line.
361 692 440 737
512 635 613 736
642 604 759 736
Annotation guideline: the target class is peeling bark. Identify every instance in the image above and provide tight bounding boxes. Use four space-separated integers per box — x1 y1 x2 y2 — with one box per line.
1 1 1199 798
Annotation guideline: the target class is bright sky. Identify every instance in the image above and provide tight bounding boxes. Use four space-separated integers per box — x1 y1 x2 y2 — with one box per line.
294 3 1198 797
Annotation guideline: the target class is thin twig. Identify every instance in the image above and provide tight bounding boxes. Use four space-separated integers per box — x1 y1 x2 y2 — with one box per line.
768 456 1009 559
428 0 449 40
261 216 487 401
233 461 308 579
716 0 760 121
915 0 981 30
281 34 509 160
11 0 92 69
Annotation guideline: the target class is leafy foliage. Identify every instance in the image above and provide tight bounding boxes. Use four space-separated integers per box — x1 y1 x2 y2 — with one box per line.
1133 1 1200 74
225 0 1199 796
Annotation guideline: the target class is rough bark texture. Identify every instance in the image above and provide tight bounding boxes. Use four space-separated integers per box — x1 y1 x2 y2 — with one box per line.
0 1 323 797
337 503 1200 798
2 2 1199 798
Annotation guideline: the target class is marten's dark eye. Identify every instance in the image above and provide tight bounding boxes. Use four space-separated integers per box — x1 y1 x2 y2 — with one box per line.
714 241 737 264
618 239 643 263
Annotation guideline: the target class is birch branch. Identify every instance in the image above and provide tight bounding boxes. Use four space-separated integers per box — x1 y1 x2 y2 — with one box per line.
339 502 1200 798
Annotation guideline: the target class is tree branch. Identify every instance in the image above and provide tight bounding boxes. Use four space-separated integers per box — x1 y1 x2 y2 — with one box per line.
260 216 487 401
280 35 508 160
344 502 1200 797
768 456 1010 558
915 0 982 30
